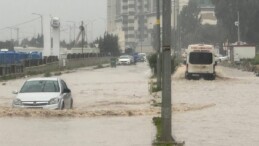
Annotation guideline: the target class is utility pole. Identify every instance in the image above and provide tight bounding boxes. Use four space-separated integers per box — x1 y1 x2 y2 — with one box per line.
176 0 181 56
8 27 19 46
85 24 88 46
156 0 161 89
161 0 173 142
9 28 13 41
32 13 44 44
66 21 76 44
80 21 85 54
173 0 180 55
69 25 72 44
12 27 20 46
234 12 240 43
16 28 19 46
173 0 176 54
237 11 240 43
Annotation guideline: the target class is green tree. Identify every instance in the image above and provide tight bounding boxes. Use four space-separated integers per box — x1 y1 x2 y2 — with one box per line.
212 0 259 44
95 33 120 56
173 0 225 49
177 0 201 48
0 41 14 50
20 34 43 48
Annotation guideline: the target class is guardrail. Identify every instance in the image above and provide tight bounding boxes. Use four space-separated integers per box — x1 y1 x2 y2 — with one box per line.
0 53 111 77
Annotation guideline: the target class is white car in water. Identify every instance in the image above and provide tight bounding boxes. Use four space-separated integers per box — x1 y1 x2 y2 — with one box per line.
118 55 134 65
12 77 73 110
216 54 229 62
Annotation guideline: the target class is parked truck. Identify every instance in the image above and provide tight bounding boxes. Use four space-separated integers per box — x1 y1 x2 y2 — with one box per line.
185 44 217 80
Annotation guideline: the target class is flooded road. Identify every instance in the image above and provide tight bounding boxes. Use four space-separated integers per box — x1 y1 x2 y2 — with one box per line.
0 63 156 146
0 117 155 146
1 62 259 146
172 65 259 146
0 63 154 115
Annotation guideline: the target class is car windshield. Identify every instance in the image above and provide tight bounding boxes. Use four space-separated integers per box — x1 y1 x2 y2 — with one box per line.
189 52 213 64
20 80 60 93
119 56 129 59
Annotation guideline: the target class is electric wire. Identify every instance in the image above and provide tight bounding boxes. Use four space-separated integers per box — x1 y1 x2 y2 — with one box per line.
0 17 40 31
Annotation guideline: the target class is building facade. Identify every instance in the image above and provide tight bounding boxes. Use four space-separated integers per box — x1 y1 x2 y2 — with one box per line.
107 0 189 53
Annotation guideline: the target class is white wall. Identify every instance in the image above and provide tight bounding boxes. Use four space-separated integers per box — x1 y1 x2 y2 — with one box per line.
234 46 256 59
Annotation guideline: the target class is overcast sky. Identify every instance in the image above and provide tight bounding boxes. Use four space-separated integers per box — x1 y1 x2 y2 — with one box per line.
0 0 107 42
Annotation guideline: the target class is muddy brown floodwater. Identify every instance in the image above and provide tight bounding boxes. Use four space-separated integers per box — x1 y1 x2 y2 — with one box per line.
1 63 259 146
0 116 155 146
172 65 259 146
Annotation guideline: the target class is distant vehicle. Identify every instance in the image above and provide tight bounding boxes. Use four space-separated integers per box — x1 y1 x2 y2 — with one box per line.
138 53 147 62
137 55 145 62
217 54 228 62
185 44 217 80
12 77 73 110
118 55 134 65
132 53 139 64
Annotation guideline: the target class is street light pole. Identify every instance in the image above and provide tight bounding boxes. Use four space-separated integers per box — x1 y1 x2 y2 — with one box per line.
32 13 44 47
85 24 88 45
90 20 97 42
8 27 19 47
237 11 240 43
156 0 161 89
80 21 85 54
66 21 76 43
32 13 43 36
161 0 173 143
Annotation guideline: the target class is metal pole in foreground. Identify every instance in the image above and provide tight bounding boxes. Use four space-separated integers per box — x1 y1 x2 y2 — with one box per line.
156 0 161 89
161 0 172 142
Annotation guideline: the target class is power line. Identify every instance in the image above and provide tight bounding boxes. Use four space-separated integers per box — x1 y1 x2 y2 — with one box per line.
0 17 40 31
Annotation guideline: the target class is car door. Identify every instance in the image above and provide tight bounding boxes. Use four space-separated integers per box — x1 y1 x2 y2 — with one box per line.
60 80 72 108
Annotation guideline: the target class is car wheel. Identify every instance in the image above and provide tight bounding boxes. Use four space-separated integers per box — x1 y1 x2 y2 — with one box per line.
210 75 216 80
61 101 65 110
204 74 215 80
185 72 191 80
70 99 73 109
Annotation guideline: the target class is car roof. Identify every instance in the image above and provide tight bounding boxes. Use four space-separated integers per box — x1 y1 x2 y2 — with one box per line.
120 55 130 57
27 77 60 82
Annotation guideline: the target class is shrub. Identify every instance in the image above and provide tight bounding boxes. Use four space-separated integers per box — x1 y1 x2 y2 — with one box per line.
147 53 179 76
54 72 62 76
44 72 52 77
148 54 157 75
252 54 259 65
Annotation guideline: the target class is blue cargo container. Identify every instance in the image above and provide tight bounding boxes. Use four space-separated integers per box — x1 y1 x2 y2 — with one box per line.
6 51 16 64
0 51 12 64
28 52 42 59
0 52 5 65
0 51 42 65
15 52 28 63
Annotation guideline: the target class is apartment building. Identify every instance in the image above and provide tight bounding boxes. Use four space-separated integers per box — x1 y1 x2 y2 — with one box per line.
107 0 189 53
